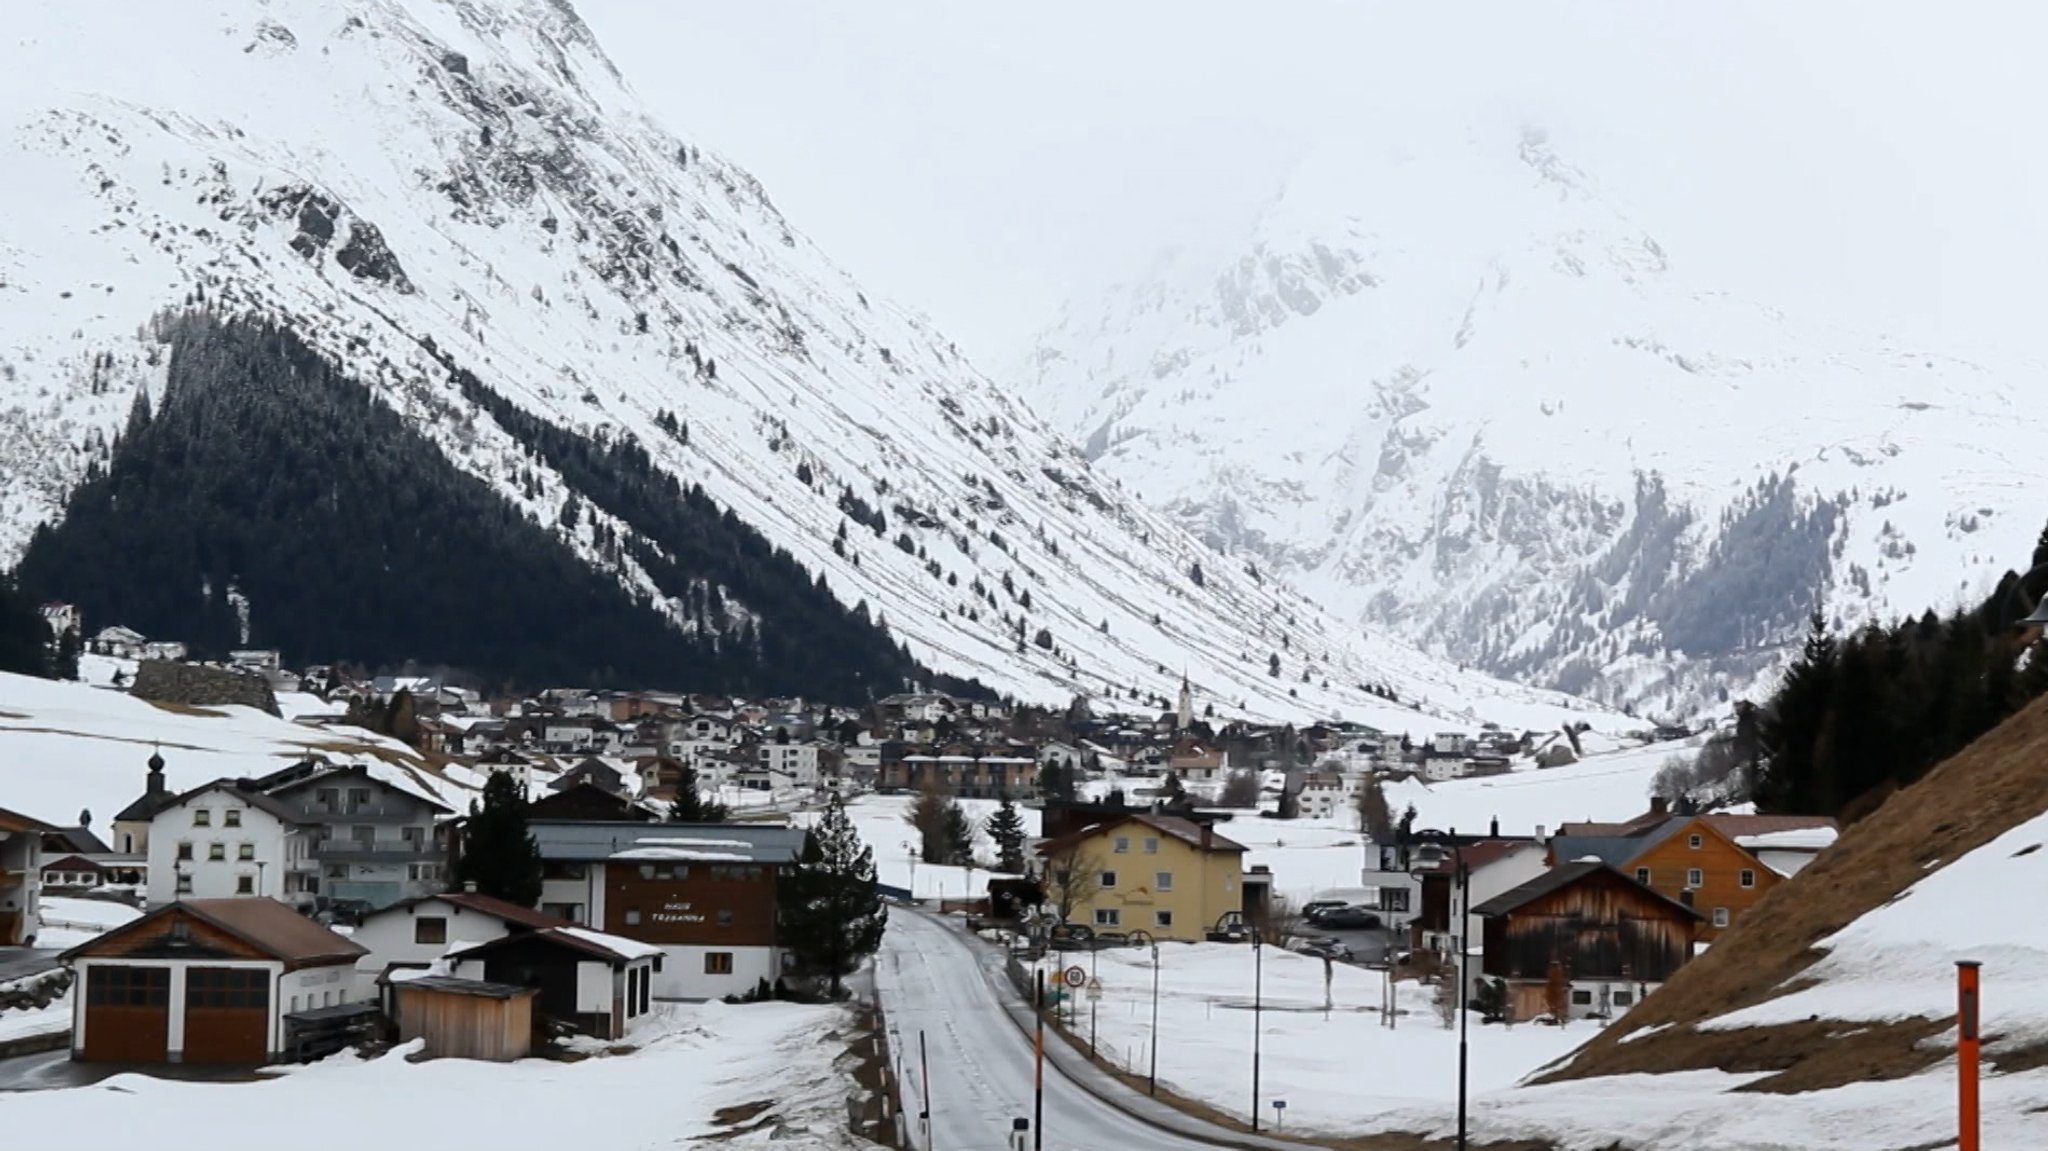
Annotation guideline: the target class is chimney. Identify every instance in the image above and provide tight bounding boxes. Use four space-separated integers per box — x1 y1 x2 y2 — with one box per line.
1200 823 1213 851
1489 817 1500 838
1534 824 1548 844
1649 796 1669 817
463 880 478 894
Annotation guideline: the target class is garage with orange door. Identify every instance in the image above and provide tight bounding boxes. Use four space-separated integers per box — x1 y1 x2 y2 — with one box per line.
64 898 363 1066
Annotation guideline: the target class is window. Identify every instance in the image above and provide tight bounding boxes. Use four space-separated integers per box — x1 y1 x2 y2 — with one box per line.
1713 907 1731 928
639 863 657 880
223 809 242 828
238 844 255 861
1155 910 1173 929
1739 869 1757 889
1570 989 1594 1006
348 788 372 811
1113 836 1130 854
704 952 734 975
1613 991 1634 1007
637 966 651 1014
177 841 193 861
542 861 588 880
1382 888 1411 913
193 808 211 827
87 966 170 1007
415 917 448 945
187 968 266 1009
1143 837 1159 854
1688 834 1703 850
1155 871 1174 892
625 909 643 926
1686 868 1704 888
236 875 255 895
315 787 339 812
717 909 734 927
1100 870 1117 889
1093 908 1121 927
208 843 226 861
1634 867 1651 885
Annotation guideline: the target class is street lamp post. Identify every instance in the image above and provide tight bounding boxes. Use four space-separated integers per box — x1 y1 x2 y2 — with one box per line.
902 842 919 898
1149 941 1161 1096
1251 927 1265 1131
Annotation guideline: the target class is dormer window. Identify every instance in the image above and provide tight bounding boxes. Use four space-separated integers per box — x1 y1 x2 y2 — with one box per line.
193 809 211 827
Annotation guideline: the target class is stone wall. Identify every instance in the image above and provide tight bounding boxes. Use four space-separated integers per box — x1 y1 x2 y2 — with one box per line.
130 660 281 716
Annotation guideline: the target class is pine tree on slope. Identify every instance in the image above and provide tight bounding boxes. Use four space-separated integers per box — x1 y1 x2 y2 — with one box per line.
453 771 544 906
778 795 886 997
987 796 1028 874
667 762 729 822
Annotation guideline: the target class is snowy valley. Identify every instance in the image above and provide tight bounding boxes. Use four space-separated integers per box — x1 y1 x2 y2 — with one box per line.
1022 121 2048 717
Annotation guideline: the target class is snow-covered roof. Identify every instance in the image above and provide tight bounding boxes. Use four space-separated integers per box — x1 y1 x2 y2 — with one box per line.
558 926 666 962
1736 828 1840 852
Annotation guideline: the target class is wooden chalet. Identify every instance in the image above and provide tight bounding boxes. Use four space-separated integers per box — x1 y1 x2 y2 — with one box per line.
1472 861 1701 1023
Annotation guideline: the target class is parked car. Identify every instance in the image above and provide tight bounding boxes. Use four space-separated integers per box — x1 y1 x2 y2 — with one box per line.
1048 922 1095 948
1293 935 1354 961
1091 930 1130 948
1301 901 1349 922
1317 907 1383 930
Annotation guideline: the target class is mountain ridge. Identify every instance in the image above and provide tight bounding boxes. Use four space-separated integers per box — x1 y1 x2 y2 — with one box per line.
0 0 1610 729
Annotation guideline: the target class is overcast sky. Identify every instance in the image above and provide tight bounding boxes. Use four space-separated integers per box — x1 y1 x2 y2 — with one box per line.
578 1 2048 371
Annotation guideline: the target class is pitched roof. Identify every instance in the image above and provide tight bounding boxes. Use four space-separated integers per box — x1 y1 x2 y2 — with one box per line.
0 805 58 835
160 779 309 825
1412 839 1542 875
370 891 570 931
447 925 659 967
1700 814 1839 839
1472 861 1704 920
393 975 537 1000
64 898 366 966
1035 812 1246 857
47 825 111 854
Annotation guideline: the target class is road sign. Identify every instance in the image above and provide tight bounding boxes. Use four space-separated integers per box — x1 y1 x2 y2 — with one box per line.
1085 976 1104 1001
1062 965 1087 988
1273 1100 1288 1110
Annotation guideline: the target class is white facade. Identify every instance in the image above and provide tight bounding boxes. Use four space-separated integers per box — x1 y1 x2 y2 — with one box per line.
1443 844 1551 958
543 722 595 753
649 943 777 1000
145 788 310 908
755 743 822 786
347 897 524 996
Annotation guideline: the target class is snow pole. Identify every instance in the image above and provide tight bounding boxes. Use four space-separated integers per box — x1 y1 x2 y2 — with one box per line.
1959 960 1981 1151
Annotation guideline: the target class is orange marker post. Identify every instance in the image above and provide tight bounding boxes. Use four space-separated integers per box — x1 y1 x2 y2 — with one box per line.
1958 960 1981 1151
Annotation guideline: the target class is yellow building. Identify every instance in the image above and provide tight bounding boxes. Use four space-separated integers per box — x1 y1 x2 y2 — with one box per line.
1034 814 1247 941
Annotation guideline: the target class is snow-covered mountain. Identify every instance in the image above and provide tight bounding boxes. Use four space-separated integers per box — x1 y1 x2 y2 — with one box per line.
1023 119 2048 716
0 1 1609 730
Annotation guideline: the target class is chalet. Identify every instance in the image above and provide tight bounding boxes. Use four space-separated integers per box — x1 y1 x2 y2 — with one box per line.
144 780 317 908
63 898 367 1064
1474 861 1700 1023
1033 813 1249 942
1548 803 1837 940
550 756 632 796
91 624 147 658
350 889 569 998
0 805 56 945
445 926 663 1040
881 747 1035 798
252 762 452 910
40 852 146 895
527 782 659 823
518 821 808 999
1295 772 1349 820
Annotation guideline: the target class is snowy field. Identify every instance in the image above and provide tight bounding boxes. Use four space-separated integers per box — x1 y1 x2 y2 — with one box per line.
817 793 1042 899
0 671 482 828
5 1000 876 1149
1387 740 1679 838
1028 941 1589 1134
34 895 143 950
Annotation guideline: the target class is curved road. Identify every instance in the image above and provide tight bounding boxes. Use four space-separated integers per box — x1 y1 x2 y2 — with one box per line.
875 910 1307 1151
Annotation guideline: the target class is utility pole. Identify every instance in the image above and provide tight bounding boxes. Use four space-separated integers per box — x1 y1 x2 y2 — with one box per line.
1456 849 1470 1151
1149 941 1161 1096
919 1029 932 1151
1251 927 1264 1131
1089 942 1100 1058
1034 968 1046 1151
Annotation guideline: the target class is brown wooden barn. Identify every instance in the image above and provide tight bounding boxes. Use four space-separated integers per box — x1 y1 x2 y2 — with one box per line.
1473 861 1701 1023
393 975 538 1062
62 898 367 1065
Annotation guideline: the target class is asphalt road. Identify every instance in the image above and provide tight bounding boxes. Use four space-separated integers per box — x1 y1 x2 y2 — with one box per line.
876 910 1310 1151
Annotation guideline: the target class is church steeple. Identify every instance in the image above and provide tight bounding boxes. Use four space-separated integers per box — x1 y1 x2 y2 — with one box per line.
1176 672 1193 731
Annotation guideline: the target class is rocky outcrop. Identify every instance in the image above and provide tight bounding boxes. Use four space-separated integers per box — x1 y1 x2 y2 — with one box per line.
130 660 280 716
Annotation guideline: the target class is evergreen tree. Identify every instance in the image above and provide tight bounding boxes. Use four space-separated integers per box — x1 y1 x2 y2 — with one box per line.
667 762 729 822
942 803 978 868
1037 761 1076 802
453 772 543 906
1160 770 1189 808
987 796 1027 873
907 775 968 865
1355 773 1393 837
0 576 51 677
777 795 886 996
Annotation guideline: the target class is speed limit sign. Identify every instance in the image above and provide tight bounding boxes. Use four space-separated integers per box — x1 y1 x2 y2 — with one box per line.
1062 965 1087 988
